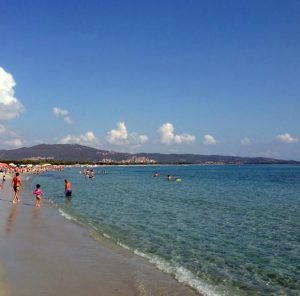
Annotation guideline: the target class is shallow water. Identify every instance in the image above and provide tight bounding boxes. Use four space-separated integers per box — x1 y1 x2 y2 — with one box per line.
31 165 300 296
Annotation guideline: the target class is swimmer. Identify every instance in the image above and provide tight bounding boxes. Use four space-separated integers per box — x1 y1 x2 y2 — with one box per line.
89 170 95 178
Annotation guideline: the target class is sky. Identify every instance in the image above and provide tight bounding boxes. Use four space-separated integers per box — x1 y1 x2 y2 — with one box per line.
0 0 300 160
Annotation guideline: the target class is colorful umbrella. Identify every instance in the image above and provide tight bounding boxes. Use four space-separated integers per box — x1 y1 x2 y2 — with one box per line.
0 163 10 168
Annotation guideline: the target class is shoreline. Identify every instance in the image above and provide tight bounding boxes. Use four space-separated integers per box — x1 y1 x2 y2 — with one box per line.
0 177 200 296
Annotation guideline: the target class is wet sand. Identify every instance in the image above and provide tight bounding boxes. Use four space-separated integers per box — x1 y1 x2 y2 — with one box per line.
0 180 199 296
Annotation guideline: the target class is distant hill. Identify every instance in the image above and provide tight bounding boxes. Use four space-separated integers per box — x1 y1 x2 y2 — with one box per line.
0 144 299 164
0 144 130 162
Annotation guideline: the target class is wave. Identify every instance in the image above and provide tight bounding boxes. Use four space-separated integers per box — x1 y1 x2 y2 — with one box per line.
103 233 112 239
116 241 131 251
133 250 225 296
58 208 78 222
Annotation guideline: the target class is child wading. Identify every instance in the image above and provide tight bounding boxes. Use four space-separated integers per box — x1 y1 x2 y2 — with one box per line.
33 184 44 207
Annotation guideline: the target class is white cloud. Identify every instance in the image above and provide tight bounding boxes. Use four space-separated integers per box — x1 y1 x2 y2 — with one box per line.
241 137 251 145
4 138 23 148
53 107 68 116
64 116 72 124
107 122 128 144
158 123 195 144
0 124 24 149
106 122 149 147
138 134 149 144
275 133 298 144
59 131 100 147
53 107 73 124
203 134 217 145
0 124 6 134
174 134 196 144
158 123 174 144
0 67 25 120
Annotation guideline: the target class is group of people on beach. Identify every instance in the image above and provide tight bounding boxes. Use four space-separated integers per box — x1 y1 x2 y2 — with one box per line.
1 168 72 208
1 171 33 205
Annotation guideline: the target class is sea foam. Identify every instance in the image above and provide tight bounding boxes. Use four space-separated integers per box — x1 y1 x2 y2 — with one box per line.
133 250 225 296
58 208 77 222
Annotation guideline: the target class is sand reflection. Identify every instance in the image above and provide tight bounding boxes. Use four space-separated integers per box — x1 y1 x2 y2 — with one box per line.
34 206 41 220
5 205 17 234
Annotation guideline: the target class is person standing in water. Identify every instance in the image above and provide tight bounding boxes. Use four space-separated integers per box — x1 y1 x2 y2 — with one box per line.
65 179 72 197
89 169 95 178
12 172 22 203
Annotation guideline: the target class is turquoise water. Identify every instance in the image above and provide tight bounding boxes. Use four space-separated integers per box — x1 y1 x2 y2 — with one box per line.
31 165 300 295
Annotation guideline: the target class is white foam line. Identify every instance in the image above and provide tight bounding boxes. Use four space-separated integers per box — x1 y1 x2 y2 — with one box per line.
58 208 77 222
116 241 131 250
103 233 111 239
133 250 225 296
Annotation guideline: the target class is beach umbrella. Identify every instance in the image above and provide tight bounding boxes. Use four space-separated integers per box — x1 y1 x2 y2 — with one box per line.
9 163 16 167
0 163 10 168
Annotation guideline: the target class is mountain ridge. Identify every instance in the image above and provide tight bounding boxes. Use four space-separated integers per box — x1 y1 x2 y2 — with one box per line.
0 144 299 164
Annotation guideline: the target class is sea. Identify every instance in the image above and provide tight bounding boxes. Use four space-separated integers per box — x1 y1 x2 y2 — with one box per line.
30 165 300 296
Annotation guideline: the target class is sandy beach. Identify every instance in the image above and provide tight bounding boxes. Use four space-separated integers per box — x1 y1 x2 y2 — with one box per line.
0 179 199 296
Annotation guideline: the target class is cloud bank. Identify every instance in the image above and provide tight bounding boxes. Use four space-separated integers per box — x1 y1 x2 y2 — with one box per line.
275 133 298 144
0 67 25 120
106 122 148 147
53 107 73 124
158 123 195 144
203 134 217 145
59 131 100 147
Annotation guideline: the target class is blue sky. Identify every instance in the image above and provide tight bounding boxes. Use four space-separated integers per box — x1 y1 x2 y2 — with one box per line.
0 0 300 159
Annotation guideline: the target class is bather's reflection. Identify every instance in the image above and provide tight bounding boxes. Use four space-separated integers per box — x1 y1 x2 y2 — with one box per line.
33 205 40 220
5 204 17 233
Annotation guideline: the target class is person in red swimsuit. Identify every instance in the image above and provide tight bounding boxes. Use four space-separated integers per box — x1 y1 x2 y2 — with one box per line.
12 172 22 203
